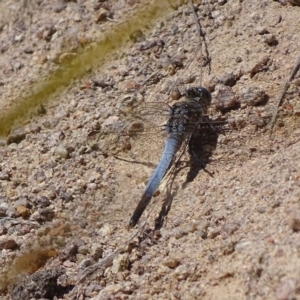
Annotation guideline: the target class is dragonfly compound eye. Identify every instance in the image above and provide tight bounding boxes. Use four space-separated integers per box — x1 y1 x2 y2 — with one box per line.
186 87 212 106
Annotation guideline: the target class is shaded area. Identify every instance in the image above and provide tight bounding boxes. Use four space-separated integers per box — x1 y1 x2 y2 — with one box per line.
184 120 223 185
9 267 74 300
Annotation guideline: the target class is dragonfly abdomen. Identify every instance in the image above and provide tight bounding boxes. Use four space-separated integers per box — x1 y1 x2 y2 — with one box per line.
129 133 184 228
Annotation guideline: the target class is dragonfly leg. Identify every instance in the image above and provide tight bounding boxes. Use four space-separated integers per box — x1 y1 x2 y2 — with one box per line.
155 192 174 230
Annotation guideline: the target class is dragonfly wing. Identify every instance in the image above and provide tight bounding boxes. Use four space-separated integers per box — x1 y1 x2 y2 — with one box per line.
86 97 171 166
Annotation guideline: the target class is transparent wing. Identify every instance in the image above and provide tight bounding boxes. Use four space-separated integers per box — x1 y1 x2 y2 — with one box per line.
86 94 171 166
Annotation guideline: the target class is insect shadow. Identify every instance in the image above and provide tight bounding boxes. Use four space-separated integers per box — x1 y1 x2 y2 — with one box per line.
154 118 223 230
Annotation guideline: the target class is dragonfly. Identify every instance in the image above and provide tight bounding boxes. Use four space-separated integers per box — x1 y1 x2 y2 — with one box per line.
128 86 212 228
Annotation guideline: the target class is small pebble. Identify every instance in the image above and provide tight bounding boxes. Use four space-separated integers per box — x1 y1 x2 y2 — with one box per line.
95 8 111 23
79 258 95 269
221 222 240 237
39 208 55 221
54 144 69 159
213 85 239 111
162 258 180 269
0 238 18 250
218 72 237 87
124 80 141 91
91 244 103 260
289 213 300 232
129 30 145 43
174 265 191 280
54 3 67 13
207 227 221 239
99 223 114 237
15 205 30 218
0 171 10 181
235 56 242 63
59 242 79 261
34 195 51 208
235 241 253 251
63 260 75 268
7 128 27 144
78 245 89 255
43 118 59 129
256 26 269 35
29 124 41 134
73 13 82 22
220 241 235 255
241 86 268 106
256 206 267 214
263 34 278 46
170 88 181 100
112 253 130 274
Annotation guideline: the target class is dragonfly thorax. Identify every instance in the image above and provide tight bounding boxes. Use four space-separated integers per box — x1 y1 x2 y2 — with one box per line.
165 86 212 135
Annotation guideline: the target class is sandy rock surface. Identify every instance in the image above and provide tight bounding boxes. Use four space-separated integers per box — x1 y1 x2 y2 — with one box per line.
1 0 300 299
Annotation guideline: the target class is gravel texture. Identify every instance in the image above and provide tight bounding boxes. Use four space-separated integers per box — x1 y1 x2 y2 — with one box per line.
1 0 300 299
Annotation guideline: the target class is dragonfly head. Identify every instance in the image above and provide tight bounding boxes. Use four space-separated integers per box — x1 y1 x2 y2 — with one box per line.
185 87 212 109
